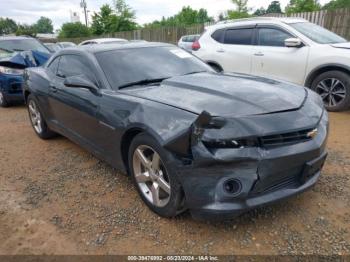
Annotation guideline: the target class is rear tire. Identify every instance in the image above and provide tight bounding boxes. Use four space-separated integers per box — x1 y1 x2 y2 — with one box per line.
27 94 56 139
0 91 9 107
311 70 350 112
128 133 186 218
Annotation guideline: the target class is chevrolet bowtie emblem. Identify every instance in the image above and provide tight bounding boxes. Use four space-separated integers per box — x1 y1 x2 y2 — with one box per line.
307 128 318 139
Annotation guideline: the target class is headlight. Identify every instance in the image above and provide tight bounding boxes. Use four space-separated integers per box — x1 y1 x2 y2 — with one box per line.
202 138 258 149
0 66 24 75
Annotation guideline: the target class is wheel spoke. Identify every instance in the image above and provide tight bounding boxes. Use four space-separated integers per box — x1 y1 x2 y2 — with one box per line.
29 104 35 114
151 153 160 170
332 89 346 99
333 92 345 98
317 81 329 92
135 172 151 183
157 177 170 194
330 79 340 90
135 149 151 169
150 182 161 206
320 93 329 99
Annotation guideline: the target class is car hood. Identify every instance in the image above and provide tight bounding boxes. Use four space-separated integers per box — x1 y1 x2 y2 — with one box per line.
0 50 50 69
331 42 350 49
123 72 307 117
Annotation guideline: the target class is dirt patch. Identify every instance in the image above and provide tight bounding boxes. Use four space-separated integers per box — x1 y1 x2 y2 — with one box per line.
0 106 349 255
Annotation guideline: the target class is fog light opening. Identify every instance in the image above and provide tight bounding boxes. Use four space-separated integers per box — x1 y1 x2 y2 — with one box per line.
223 179 242 195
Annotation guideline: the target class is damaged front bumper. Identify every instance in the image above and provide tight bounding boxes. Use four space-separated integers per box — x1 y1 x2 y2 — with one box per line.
166 97 328 221
0 74 24 102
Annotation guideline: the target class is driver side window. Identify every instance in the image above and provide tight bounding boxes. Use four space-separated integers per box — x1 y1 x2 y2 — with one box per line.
47 57 60 75
57 55 97 84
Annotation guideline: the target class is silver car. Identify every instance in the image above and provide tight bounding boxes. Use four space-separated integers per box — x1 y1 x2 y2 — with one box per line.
178 34 200 52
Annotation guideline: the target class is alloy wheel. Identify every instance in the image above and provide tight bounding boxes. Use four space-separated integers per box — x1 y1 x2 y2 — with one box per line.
315 78 346 108
28 100 43 134
132 145 171 207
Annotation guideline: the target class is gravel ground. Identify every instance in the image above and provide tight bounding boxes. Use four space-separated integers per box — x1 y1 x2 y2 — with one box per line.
0 105 349 255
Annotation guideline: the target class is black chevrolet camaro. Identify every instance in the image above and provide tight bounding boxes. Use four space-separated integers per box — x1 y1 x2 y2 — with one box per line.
23 42 328 220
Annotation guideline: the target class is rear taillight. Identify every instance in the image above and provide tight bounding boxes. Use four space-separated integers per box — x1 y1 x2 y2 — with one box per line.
192 40 201 51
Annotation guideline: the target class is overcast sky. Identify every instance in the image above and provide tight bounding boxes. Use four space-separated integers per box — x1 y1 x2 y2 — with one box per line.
0 0 331 30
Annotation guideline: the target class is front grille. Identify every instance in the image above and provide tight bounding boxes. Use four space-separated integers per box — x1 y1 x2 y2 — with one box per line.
260 128 315 148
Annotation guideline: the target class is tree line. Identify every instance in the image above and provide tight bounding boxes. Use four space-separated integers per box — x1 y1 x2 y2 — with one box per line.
0 16 53 37
0 0 348 38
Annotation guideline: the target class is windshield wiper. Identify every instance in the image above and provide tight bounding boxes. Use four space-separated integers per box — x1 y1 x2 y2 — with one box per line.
0 47 13 53
118 77 169 89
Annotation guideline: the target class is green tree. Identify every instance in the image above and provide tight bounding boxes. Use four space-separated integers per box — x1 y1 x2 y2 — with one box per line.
227 10 251 19
90 0 137 35
227 0 251 19
144 6 213 28
232 0 249 13
34 16 54 34
16 24 37 37
91 4 115 35
323 0 350 10
266 1 283 13
285 0 321 14
58 22 90 38
254 7 266 16
0 17 18 35
112 0 137 31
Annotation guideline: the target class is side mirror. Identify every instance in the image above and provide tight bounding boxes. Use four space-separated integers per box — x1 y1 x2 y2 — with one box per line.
64 75 99 94
285 38 303 48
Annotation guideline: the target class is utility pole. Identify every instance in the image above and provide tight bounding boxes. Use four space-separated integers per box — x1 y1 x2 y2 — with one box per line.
80 0 88 26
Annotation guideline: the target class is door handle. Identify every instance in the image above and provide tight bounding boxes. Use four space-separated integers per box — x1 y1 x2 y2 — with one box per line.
49 84 58 93
216 48 225 53
254 52 264 56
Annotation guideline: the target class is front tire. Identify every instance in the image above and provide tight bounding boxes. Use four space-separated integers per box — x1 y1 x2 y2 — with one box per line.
208 63 223 73
311 70 350 112
27 95 56 139
128 133 185 218
0 91 9 107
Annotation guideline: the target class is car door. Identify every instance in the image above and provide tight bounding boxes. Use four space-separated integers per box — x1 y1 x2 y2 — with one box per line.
48 54 102 151
36 56 61 121
251 25 310 85
213 27 255 74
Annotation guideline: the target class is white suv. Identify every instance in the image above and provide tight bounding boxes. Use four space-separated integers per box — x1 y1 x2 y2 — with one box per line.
193 17 350 111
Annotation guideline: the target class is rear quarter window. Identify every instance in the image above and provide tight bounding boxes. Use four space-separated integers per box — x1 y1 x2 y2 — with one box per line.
211 29 225 43
224 28 254 45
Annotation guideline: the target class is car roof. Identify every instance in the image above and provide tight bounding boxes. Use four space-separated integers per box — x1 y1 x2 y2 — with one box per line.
58 42 174 55
207 17 308 30
81 38 128 44
0 36 35 41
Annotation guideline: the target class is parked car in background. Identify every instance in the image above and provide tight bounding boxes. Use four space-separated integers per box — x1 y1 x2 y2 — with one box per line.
23 42 328 220
44 43 62 53
57 42 76 48
79 38 128 46
178 34 200 52
194 17 350 111
0 36 50 107
130 40 148 43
